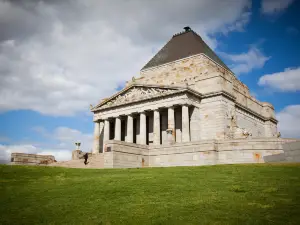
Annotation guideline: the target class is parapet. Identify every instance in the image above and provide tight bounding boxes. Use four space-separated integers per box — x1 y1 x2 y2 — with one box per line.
262 102 275 118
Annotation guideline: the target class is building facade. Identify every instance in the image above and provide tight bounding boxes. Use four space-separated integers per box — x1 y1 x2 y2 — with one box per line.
90 27 283 168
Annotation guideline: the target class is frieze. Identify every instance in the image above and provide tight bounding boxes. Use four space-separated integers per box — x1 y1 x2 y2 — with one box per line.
94 93 190 120
100 87 177 109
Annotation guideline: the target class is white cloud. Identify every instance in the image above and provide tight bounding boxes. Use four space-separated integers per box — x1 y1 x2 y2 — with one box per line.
277 105 300 138
258 67 300 92
0 0 251 116
220 47 270 75
261 0 295 15
53 127 93 151
0 126 93 163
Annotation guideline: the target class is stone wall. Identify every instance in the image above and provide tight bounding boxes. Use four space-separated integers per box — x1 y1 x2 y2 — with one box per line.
11 153 55 165
148 140 217 167
235 107 266 138
104 138 291 168
137 54 268 114
190 107 201 141
217 138 283 164
104 140 149 168
135 54 277 135
264 140 300 163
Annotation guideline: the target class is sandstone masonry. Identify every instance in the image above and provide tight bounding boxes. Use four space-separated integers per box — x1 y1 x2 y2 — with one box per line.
63 27 299 169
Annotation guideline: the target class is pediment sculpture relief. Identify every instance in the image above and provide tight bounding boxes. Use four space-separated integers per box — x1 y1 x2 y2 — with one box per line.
101 87 177 108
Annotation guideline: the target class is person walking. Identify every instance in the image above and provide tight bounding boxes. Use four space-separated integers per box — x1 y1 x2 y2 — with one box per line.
84 153 88 165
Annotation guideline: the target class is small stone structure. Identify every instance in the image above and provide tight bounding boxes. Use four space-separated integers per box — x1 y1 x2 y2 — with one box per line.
10 153 56 165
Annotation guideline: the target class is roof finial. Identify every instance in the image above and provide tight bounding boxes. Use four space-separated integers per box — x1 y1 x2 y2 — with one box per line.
183 26 191 32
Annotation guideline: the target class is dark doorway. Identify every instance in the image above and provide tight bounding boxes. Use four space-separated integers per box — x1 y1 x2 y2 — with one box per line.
121 119 126 141
109 120 115 140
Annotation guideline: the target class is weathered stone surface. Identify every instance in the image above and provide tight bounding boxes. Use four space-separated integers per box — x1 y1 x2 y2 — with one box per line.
11 153 56 165
264 140 300 163
81 28 290 169
101 138 296 168
51 153 104 169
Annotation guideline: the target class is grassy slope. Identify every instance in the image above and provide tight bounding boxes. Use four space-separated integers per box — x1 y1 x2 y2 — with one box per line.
1 164 300 225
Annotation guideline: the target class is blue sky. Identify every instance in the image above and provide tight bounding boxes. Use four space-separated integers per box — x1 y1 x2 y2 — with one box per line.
0 0 299 162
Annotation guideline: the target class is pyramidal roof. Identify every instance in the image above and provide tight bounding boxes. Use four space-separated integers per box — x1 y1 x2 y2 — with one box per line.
141 27 230 71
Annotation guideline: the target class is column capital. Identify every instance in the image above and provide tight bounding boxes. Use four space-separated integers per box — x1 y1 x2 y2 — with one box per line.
124 112 137 117
106 117 116 121
181 103 192 107
117 114 127 120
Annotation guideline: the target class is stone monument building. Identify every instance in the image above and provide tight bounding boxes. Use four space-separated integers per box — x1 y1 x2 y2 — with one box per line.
89 27 285 168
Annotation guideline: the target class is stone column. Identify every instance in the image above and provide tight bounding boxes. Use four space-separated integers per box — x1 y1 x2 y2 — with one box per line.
92 121 100 154
182 105 190 142
140 112 147 145
153 109 161 145
115 117 121 141
126 115 133 143
103 119 110 151
99 121 104 153
167 107 175 144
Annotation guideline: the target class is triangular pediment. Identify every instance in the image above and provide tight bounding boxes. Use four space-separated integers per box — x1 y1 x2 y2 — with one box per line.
92 84 182 111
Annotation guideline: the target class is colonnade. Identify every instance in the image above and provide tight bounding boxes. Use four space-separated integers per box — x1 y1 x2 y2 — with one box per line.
92 105 191 153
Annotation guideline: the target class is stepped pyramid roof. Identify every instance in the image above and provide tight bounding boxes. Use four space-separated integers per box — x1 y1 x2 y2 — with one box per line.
142 27 230 71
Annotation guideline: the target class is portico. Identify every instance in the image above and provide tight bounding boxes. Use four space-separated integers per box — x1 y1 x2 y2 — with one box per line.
92 102 193 154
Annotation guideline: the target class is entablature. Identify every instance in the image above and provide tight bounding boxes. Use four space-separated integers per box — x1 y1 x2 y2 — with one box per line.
91 83 202 113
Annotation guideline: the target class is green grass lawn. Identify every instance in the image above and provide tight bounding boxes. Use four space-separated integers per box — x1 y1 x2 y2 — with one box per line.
1 164 300 225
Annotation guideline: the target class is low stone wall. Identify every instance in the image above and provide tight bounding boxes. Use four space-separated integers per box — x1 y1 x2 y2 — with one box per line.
104 138 293 168
104 141 149 168
148 140 217 167
217 138 284 164
264 140 300 163
11 153 55 165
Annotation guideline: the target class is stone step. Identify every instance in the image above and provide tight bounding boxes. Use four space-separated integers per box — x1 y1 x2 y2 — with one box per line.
49 154 105 168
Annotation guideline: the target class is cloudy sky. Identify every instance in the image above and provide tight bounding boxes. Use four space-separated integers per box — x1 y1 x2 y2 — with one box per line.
0 0 299 163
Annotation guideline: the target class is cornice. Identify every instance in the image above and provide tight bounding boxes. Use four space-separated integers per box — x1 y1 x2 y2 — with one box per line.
92 87 202 113
235 102 278 124
140 53 235 76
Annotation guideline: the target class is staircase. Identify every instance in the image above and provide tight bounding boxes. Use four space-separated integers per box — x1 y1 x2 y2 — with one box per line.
49 154 104 169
